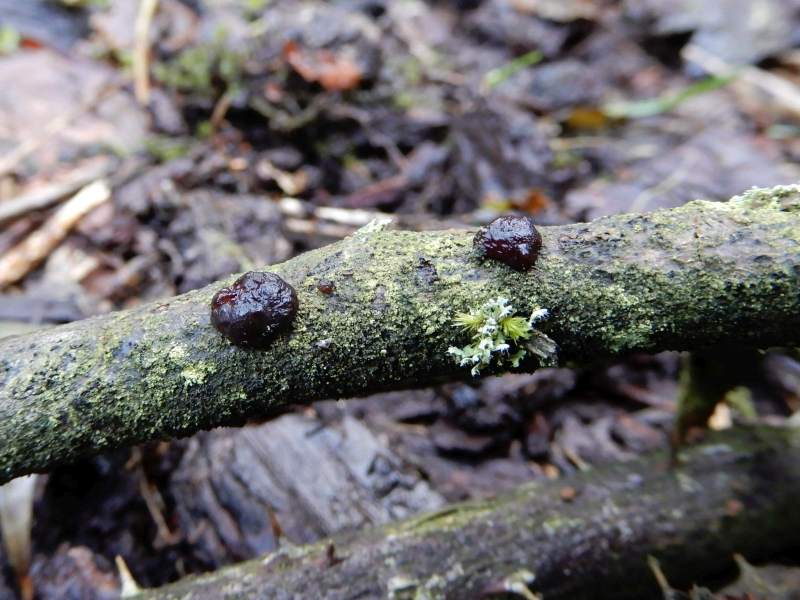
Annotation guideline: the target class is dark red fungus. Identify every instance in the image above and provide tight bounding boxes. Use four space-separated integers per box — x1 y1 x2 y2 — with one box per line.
316 279 336 294
211 271 298 349
474 215 542 271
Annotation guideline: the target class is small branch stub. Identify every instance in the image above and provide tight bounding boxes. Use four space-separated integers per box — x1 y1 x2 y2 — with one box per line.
210 271 298 349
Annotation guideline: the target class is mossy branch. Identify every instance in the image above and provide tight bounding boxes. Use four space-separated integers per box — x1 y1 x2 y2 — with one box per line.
138 426 800 599
1 185 800 483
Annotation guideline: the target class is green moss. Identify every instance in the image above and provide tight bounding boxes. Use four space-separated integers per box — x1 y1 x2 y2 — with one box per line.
541 515 584 537
153 29 245 96
734 183 800 213
393 501 496 537
0 25 20 55
144 136 190 163
180 362 216 388
448 297 552 375
244 0 270 14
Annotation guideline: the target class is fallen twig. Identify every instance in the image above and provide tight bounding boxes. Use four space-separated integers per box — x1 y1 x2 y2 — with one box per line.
684 43 800 117
0 158 113 226
0 184 798 482
0 180 111 288
134 0 160 105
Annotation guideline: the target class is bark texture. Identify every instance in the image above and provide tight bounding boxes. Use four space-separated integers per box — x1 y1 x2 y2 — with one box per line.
138 425 800 599
1 185 799 483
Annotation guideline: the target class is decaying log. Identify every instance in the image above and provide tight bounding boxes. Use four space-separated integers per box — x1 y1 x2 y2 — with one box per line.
138 425 800 599
169 414 444 565
1 184 799 483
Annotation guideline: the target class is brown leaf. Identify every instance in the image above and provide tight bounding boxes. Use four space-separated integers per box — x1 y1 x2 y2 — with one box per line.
283 41 362 92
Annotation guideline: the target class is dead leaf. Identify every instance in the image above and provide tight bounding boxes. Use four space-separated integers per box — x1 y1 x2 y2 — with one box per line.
284 40 362 92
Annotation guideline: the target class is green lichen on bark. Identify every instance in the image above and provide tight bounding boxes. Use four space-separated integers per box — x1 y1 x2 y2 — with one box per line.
0 184 799 483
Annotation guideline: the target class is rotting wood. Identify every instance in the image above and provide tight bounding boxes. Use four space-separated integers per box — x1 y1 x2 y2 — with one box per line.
137 425 800 600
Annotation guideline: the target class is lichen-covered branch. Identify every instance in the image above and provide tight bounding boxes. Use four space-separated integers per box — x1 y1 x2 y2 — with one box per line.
1 185 799 483
138 426 800 599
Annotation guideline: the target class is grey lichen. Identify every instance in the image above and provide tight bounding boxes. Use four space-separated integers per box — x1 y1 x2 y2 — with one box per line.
502 569 540 600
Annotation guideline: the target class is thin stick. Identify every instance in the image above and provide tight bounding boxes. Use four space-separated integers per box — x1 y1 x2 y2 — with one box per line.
684 43 800 117
116 555 142 598
0 180 111 288
134 0 160 105
0 158 113 226
0 475 37 600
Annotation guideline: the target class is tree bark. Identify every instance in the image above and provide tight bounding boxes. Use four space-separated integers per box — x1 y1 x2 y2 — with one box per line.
136 425 800 600
1 185 799 483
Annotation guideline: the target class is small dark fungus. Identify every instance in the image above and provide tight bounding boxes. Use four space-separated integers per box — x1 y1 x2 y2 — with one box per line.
317 279 336 294
211 271 298 349
474 215 542 271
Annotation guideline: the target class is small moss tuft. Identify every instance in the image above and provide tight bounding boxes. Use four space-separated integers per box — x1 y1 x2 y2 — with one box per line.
448 297 554 376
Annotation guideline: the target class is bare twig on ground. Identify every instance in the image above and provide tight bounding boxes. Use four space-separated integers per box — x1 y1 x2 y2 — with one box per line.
0 158 113 226
134 0 160 105
684 44 800 117
0 180 111 288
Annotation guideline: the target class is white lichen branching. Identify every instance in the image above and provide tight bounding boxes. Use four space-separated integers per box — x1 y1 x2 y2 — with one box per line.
447 297 556 376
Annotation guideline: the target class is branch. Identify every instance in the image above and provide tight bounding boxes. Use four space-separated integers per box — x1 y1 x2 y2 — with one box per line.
138 425 800 599
1 185 799 483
